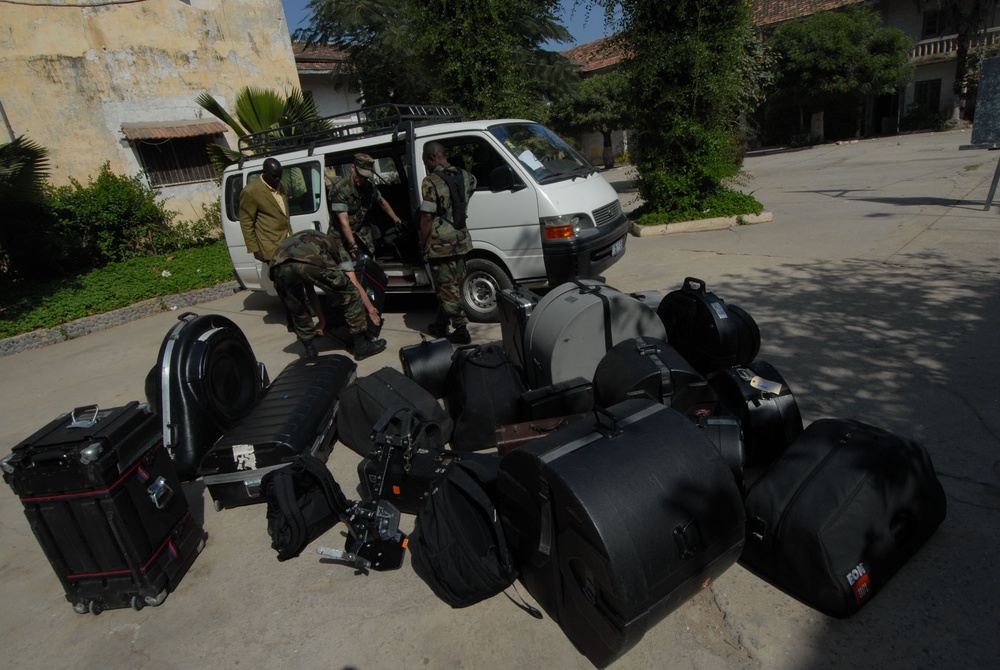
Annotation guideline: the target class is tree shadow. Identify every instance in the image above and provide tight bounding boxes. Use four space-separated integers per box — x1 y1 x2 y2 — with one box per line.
698 252 1000 668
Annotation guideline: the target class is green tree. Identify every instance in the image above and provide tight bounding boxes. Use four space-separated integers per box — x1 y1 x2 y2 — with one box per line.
593 0 767 217
0 135 55 280
196 86 325 173
548 70 629 169
295 0 576 119
768 6 914 140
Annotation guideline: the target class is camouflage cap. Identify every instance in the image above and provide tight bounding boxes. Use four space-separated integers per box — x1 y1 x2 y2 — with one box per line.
353 153 375 179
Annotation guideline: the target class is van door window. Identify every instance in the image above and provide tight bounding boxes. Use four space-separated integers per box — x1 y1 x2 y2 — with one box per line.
424 137 515 191
240 161 323 217
224 174 244 221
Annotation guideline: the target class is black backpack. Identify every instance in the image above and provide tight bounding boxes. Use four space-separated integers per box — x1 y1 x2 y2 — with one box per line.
409 459 519 608
260 454 352 562
436 169 468 230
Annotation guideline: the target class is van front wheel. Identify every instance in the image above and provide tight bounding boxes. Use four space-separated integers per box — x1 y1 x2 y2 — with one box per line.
461 258 512 323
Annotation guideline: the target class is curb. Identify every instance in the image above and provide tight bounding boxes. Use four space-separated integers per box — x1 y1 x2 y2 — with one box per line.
0 281 242 358
629 211 773 236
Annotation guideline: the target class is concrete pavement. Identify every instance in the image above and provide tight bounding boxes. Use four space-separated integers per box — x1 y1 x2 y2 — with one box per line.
1 129 997 669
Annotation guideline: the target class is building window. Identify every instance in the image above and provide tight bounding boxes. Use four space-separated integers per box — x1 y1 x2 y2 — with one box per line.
133 135 218 187
922 10 951 39
914 80 942 112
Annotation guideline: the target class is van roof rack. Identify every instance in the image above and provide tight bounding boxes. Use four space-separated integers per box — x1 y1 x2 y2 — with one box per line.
237 103 465 158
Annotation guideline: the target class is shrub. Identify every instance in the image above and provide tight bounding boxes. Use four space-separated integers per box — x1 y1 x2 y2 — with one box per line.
47 163 177 269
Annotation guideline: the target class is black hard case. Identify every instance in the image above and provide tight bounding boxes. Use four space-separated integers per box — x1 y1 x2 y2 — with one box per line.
145 312 267 482
197 355 357 509
656 277 760 376
707 360 803 468
592 336 718 416
447 343 526 452
496 400 745 669
2 402 205 614
517 377 594 422
336 367 454 456
325 253 388 343
740 418 947 618
399 337 453 399
498 286 541 375
357 448 500 516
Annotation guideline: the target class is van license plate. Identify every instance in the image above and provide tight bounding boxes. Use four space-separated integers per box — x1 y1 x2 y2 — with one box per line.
611 238 624 257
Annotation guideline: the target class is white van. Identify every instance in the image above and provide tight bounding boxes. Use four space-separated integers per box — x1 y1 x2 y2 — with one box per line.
220 105 629 321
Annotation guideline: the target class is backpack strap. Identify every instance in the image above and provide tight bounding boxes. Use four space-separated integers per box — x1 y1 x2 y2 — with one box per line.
434 168 467 229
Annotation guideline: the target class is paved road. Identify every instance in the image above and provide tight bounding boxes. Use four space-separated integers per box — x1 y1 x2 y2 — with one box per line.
1 129 997 669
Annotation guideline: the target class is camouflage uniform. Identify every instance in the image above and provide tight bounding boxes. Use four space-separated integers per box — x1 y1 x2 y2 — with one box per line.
328 173 382 260
419 164 476 329
270 230 366 343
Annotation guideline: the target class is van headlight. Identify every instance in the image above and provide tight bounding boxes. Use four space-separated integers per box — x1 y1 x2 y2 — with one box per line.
542 213 595 240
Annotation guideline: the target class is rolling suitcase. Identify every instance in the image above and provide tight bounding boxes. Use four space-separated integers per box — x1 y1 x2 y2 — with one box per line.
656 277 760 376
592 336 718 416
1 402 205 614
324 251 388 344
517 377 594 422
145 312 268 481
399 336 453 399
740 418 947 618
523 279 666 388
336 367 454 456
708 360 803 468
497 286 541 375
447 343 526 452
197 355 357 509
496 400 745 668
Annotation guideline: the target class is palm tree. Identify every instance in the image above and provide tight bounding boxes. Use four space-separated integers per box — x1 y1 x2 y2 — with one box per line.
0 135 49 203
0 135 51 278
196 86 327 173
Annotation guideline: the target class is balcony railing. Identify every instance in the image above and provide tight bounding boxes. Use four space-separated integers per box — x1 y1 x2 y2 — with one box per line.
912 26 1000 61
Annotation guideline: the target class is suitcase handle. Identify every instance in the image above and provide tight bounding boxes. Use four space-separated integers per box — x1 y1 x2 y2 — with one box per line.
147 476 174 510
682 277 706 294
69 405 100 429
592 406 625 438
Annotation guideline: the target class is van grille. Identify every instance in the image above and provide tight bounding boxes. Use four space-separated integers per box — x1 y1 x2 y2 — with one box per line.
593 200 623 227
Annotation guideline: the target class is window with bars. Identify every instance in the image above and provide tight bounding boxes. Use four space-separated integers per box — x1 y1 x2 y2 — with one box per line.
133 135 217 187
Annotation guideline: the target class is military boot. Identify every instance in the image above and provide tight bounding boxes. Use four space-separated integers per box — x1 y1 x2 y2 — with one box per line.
446 325 471 345
353 334 387 361
301 339 318 358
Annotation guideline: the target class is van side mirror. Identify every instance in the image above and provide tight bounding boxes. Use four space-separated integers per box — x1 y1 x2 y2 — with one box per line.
490 165 526 193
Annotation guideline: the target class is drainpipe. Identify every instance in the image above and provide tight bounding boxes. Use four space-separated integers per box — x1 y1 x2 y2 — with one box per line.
0 99 14 142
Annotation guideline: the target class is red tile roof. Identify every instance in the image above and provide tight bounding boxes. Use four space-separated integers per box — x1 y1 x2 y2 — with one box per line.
753 0 868 27
292 42 349 72
562 35 627 75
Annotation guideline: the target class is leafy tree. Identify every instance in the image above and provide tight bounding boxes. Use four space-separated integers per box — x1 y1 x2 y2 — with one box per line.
196 86 325 172
295 0 577 119
548 70 629 168
768 5 914 140
0 136 55 280
592 0 767 217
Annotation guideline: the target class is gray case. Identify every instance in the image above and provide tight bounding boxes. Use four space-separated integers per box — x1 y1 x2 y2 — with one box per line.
523 280 666 388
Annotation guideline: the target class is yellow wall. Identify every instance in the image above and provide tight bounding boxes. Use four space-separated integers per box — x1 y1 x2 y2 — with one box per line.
0 0 298 204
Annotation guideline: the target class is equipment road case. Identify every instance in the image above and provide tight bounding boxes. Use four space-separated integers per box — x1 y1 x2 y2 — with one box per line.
2 402 206 614
197 355 357 509
496 399 745 668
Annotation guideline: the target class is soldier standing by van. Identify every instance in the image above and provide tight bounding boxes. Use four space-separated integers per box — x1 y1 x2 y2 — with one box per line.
239 157 291 263
269 230 386 360
419 142 476 344
329 153 404 259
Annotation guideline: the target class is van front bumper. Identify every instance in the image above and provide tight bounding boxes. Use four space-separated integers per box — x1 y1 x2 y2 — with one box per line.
542 219 630 286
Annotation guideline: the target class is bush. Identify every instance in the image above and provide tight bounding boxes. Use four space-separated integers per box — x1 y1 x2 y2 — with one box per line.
633 186 763 226
47 163 178 269
899 106 952 132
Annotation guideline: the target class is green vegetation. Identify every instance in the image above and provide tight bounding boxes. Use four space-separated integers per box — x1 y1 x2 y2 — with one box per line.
297 0 576 120
0 240 232 339
592 1 767 222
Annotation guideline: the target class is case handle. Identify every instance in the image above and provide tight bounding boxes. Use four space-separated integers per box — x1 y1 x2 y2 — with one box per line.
69 405 100 429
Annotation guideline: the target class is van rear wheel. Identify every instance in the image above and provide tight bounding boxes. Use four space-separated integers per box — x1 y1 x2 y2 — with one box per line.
461 258 511 323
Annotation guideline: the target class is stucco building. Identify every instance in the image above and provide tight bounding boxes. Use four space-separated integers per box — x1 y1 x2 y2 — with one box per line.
0 0 299 219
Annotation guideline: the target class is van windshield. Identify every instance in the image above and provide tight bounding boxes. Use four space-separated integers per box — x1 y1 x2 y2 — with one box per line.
489 123 597 184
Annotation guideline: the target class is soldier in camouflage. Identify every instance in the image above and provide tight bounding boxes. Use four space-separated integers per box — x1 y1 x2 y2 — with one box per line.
270 230 387 360
328 153 404 262
419 142 476 344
